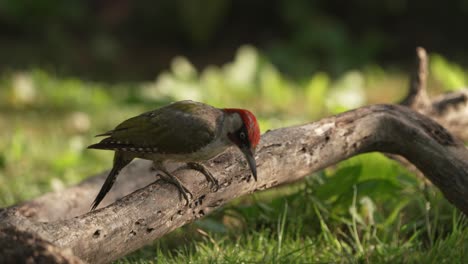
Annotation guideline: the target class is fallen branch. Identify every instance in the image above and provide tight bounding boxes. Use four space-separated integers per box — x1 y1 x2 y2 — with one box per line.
2 104 468 263
1 48 468 263
390 47 468 178
0 227 84 264
402 47 468 141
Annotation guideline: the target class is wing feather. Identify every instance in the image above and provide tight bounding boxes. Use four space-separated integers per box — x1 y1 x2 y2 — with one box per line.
88 101 222 154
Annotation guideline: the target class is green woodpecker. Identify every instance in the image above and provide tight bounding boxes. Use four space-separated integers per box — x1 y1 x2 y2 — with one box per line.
88 100 260 210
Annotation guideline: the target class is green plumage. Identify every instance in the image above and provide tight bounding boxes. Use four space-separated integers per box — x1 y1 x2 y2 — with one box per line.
89 100 223 154
88 100 225 210
88 100 260 210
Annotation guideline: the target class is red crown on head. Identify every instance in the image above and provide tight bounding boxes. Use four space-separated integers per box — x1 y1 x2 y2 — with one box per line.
223 108 260 148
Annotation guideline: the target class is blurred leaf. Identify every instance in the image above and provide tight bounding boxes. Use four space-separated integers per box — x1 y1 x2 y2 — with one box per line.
52 151 79 173
7 129 26 162
196 218 228 234
260 64 295 111
336 179 401 205
430 54 466 91
342 153 404 185
200 66 226 105
305 72 329 117
315 165 361 202
381 198 410 228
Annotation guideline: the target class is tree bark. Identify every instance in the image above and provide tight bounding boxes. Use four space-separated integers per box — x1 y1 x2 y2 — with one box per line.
0 227 84 264
401 47 468 141
1 48 468 263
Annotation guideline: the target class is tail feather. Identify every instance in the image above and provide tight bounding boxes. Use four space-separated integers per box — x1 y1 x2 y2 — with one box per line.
95 127 129 137
87 142 108 150
87 142 122 150
90 152 133 211
95 130 114 137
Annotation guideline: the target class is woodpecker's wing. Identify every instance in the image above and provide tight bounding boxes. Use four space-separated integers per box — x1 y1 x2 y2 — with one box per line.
88 101 223 154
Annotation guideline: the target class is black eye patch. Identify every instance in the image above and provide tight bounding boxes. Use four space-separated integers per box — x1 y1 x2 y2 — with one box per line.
237 125 251 148
227 125 251 149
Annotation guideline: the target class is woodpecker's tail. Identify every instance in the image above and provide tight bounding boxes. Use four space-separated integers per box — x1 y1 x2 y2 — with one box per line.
90 152 133 211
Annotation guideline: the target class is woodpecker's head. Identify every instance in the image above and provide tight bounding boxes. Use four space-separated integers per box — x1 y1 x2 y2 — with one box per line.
223 108 260 181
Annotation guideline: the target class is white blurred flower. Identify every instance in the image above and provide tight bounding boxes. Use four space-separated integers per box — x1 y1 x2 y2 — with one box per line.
326 71 366 112
66 112 90 134
50 178 65 191
224 45 258 87
12 72 36 105
171 56 197 80
140 70 202 102
360 196 376 226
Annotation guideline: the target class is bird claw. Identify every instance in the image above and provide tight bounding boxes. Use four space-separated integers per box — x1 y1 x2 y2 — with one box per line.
155 161 219 206
177 187 192 206
185 162 219 192
157 172 193 205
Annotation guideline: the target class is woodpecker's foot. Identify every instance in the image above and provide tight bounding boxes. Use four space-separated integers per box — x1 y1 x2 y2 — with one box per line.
175 162 219 192
157 170 193 205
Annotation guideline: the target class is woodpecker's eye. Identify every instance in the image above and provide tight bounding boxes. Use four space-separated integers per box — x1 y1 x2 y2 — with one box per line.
239 131 246 140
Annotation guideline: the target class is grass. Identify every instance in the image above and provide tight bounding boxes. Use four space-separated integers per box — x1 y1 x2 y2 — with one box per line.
117 154 467 263
0 46 467 263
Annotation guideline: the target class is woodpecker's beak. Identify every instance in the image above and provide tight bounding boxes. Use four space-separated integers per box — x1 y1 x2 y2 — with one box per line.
240 146 257 181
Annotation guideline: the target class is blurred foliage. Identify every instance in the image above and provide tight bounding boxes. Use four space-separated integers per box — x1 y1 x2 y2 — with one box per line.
430 54 467 91
0 46 467 262
5 70 112 110
139 45 371 129
1 0 468 80
177 0 230 46
270 0 385 77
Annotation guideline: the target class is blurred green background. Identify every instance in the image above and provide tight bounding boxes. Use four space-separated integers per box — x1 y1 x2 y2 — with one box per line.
1 1 467 263
1 0 468 81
